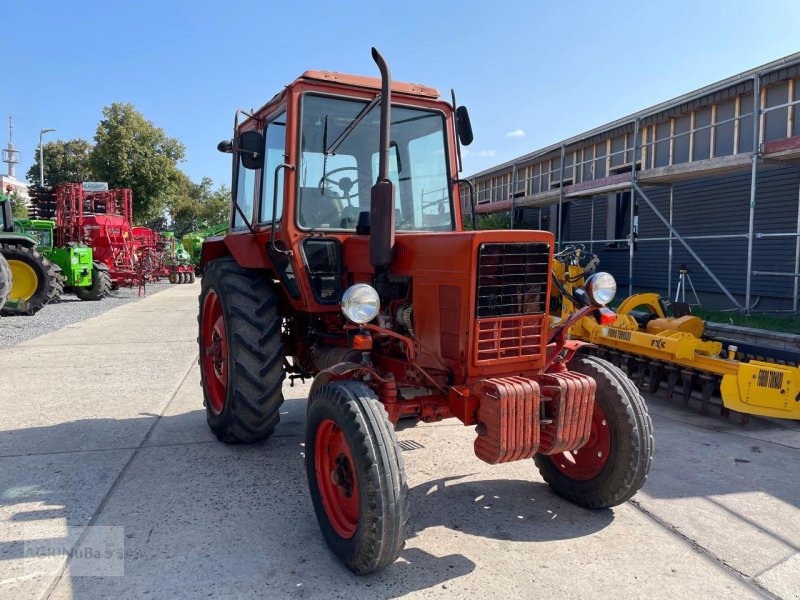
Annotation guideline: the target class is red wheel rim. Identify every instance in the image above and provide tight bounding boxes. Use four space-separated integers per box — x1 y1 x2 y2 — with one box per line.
201 290 227 415
550 401 611 481
315 419 359 538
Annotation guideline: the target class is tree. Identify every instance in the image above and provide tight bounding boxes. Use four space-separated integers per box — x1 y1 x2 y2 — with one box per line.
90 103 186 223
10 191 30 219
25 138 94 187
168 176 230 237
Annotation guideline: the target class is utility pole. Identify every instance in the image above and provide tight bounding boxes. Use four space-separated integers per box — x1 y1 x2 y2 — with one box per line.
39 128 56 186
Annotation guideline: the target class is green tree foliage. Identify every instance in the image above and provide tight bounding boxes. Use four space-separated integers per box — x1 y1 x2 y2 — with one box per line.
462 211 512 230
90 103 186 222
168 176 230 237
10 191 30 219
25 138 94 187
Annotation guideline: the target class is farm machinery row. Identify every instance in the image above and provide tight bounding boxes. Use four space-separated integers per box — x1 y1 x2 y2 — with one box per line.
1 184 196 316
551 246 800 421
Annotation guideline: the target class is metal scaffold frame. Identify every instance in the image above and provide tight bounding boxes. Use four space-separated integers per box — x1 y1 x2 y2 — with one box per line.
461 62 800 314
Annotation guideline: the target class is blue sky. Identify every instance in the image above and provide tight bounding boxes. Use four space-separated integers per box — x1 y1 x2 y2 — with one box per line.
2 1 799 188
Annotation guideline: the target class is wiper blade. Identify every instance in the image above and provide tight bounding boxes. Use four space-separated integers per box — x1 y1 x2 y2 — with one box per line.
325 94 381 155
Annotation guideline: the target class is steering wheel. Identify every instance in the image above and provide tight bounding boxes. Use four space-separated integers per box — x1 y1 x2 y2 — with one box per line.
318 166 372 203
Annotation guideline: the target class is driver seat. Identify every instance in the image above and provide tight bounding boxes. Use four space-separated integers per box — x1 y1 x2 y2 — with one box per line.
299 187 341 229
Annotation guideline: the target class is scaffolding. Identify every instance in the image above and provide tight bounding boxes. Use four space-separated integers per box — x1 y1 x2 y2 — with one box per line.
462 53 800 314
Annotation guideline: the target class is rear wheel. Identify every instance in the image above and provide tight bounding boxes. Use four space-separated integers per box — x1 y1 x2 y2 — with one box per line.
0 243 61 315
306 381 408 574
0 253 11 312
75 266 111 301
534 355 653 508
198 257 285 443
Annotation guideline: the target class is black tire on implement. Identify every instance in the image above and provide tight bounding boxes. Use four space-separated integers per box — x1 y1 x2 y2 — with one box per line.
75 266 111 301
534 355 654 508
0 253 11 312
0 243 61 315
305 381 409 574
198 257 285 443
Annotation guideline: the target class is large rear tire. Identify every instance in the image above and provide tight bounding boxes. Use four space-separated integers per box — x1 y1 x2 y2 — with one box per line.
0 253 11 312
534 355 654 508
198 257 285 443
305 381 408 574
75 266 111 301
0 243 61 316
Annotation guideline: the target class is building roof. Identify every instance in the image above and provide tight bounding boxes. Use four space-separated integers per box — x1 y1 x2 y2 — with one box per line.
469 51 800 179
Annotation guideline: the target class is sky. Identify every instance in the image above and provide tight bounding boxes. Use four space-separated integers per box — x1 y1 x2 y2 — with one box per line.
2 1 799 188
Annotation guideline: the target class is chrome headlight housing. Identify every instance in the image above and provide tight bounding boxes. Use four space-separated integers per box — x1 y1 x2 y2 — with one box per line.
584 272 617 306
341 284 380 324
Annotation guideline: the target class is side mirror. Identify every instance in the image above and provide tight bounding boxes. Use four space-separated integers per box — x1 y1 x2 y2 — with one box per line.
456 106 473 146
217 140 233 153
239 130 265 170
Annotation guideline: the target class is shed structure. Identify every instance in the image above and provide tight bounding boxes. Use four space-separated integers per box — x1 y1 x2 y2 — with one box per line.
462 52 800 312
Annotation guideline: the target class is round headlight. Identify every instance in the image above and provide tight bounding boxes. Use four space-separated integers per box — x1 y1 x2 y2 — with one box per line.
341 284 380 324
585 272 617 306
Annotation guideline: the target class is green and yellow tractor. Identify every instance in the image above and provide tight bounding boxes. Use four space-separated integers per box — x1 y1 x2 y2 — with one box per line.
182 223 226 275
0 197 63 315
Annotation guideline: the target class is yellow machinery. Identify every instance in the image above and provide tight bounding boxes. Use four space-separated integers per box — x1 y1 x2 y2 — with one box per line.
551 246 800 421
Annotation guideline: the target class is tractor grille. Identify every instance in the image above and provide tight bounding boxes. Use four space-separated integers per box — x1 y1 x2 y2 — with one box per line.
476 243 549 318
475 242 550 364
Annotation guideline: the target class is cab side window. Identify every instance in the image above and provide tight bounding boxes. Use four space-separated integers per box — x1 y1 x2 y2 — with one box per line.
260 112 287 223
233 151 257 229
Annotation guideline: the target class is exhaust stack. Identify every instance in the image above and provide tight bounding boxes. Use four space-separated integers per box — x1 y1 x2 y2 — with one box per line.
369 48 395 280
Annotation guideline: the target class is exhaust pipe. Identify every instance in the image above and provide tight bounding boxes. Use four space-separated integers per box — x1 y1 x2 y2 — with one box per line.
369 47 395 281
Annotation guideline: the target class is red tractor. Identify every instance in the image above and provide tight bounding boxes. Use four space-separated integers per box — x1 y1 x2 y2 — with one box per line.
198 49 653 574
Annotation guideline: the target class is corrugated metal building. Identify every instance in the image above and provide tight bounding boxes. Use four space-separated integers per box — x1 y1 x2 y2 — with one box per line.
462 53 800 312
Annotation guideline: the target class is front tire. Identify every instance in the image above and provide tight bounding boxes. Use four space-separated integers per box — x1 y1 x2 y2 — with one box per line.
75 266 111 301
306 381 409 574
534 355 654 508
1 243 61 315
198 257 285 443
0 253 11 312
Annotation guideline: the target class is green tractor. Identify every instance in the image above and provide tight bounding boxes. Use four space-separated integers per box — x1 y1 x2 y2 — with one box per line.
0 197 63 315
164 231 195 284
182 223 226 275
12 218 106 300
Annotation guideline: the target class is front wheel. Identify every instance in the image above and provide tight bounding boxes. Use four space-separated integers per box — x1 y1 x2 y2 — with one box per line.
534 355 654 508
198 257 285 443
75 266 111 301
305 381 408 574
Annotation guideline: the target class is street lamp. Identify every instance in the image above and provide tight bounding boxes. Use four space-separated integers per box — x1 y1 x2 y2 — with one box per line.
39 128 56 187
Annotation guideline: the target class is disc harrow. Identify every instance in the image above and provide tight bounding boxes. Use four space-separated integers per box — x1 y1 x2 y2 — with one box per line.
551 246 800 423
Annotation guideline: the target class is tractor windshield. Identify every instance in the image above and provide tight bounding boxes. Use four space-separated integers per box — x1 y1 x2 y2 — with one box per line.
298 94 453 232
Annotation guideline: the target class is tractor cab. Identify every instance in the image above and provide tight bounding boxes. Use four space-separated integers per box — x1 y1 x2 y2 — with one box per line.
14 219 55 252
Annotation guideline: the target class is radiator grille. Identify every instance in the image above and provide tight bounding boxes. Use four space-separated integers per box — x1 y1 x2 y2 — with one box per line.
474 242 549 364
476 243 549 318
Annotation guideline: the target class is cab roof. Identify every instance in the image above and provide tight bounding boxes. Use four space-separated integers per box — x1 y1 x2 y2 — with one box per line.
297 71 440 98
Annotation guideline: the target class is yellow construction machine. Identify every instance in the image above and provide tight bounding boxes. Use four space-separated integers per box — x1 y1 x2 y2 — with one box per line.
551 246 800 421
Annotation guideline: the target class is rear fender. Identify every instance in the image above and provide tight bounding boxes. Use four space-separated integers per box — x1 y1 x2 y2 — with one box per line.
199 236 230 269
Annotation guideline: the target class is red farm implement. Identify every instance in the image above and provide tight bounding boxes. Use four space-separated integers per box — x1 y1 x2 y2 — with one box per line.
31 183 146 291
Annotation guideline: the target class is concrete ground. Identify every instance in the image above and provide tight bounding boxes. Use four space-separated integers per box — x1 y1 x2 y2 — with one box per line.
0 283 798 600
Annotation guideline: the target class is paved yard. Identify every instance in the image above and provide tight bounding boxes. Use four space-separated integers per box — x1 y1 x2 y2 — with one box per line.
0 283 798 599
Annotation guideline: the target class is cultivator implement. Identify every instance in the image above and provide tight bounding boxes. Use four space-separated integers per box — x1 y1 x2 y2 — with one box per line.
552 247 800 421
29 184 145 289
